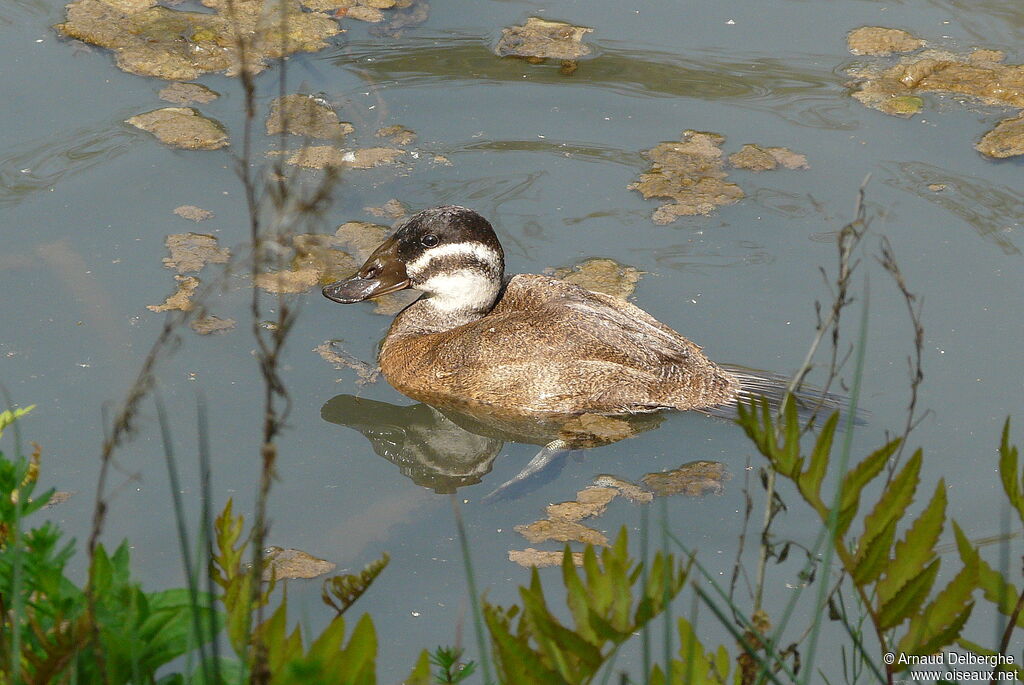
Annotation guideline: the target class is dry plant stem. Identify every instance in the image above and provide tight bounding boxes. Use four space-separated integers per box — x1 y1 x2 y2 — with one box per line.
220 1 273 678
752 180 870 612
877 236 926 474
994 587 1024 683
86 314 183 673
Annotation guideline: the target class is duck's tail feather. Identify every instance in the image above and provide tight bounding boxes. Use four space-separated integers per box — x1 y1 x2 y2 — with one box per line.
702 364 867 426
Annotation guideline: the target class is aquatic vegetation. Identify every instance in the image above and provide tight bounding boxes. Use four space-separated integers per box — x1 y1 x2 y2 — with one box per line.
592 473 654 503
630 131 809 223
546 486 618 522
514 518 609 547
284 144 406 169
173 204 214 221
728 143 808 171
495 17 593 63
845 30 1024 157
261 545 336 581
314 341 380 385
376 124 417 145
508 548 585 567
159 81 219 104
55 0 341 80
640 460 730 497
976 112 1024 158
147 274 199 311
126 107 229 150
190 313 236 334
629 130 743 223
847 26 924 56
364 197 407 219
161 232 229 272
552 257 642 300
266 93 354 140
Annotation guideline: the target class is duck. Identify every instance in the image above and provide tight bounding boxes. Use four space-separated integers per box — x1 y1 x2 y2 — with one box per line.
322 205 788 420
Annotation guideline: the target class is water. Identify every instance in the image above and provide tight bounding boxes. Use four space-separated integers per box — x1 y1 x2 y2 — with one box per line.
2 0 1023 678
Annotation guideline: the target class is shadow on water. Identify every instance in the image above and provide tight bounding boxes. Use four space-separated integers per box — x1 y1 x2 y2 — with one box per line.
328 37 857 130
320 393 663 497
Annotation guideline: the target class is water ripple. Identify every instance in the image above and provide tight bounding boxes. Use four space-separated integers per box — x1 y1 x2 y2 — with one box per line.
0 123 139 208
329 36 859 130
883 161 1022 256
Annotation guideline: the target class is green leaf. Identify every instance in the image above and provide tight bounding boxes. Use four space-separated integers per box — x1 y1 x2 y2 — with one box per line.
851 518 897 586
339 613 377 683
876 478 947 606
956 639 1024 681
561 546 596 644
955 522 1024 628
0 405 34 439
896 549 975 659
321 553 389 616
878 559 940 630
855 450 921 582
406 649 431 685
798 412 839 502
998 418 1024 525
836 438 901 536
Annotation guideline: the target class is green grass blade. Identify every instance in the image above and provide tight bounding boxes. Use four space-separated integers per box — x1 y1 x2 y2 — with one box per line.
450 496 493 685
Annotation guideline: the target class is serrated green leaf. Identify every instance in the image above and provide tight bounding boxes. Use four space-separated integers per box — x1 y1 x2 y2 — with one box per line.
955 520 1024 627
521 586 603 679
340 613 377 682
877 478 947 606
956 639 1024 681
483 604 563 684
561 546 596 644
798 412 839 502
878 559 940 630
0 405 34 438
851 518 897 585
837 438 901 536
677 616 715 684
998 418 1024 524
856 450 921 574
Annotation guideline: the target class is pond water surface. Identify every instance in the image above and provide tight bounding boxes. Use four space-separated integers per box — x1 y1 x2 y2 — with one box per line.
2 0 1023 679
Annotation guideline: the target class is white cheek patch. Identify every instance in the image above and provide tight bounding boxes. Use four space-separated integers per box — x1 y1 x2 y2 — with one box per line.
418 270 500 312
406 242 501 278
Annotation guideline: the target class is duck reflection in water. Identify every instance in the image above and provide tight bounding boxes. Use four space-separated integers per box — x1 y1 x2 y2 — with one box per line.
321 394 664 498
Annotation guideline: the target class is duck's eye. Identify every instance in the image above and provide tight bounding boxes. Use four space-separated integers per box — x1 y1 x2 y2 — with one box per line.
421 234 439 248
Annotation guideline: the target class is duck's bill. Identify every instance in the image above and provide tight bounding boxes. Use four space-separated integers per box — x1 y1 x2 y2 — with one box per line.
322 274 411 303
322 237 411 304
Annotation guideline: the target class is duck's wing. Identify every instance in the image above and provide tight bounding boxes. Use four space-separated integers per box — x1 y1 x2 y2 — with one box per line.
478 275 738 412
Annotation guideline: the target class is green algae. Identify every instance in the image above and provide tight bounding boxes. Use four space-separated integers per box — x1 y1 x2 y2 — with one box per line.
126 107 228 149
553 258 642 300
495 17 593 62
266 94 354 140
846 30 1024 157
56 0 341 80
847 26 924 57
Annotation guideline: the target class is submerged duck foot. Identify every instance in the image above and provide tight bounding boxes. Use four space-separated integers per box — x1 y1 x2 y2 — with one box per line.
482 439 572 503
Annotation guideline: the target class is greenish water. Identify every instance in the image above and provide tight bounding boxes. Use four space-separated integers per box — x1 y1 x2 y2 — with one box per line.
2 0 1023 678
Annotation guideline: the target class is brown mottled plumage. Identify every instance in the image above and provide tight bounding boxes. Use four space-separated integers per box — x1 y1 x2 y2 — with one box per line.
380 274 739 414
323 205 742 416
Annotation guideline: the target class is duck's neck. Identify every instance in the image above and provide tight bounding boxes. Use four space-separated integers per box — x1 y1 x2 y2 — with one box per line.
392 269 505 336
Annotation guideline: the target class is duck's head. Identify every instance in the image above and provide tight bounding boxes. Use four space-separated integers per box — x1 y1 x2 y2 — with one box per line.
322 206 505 319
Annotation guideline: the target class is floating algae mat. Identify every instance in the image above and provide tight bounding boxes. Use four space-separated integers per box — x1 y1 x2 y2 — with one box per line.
845 27 1024 158
629 130 806 224
266 94 354 140
126 107 228 149
552 258 642 300
56 0 341 80
496 16 592 73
